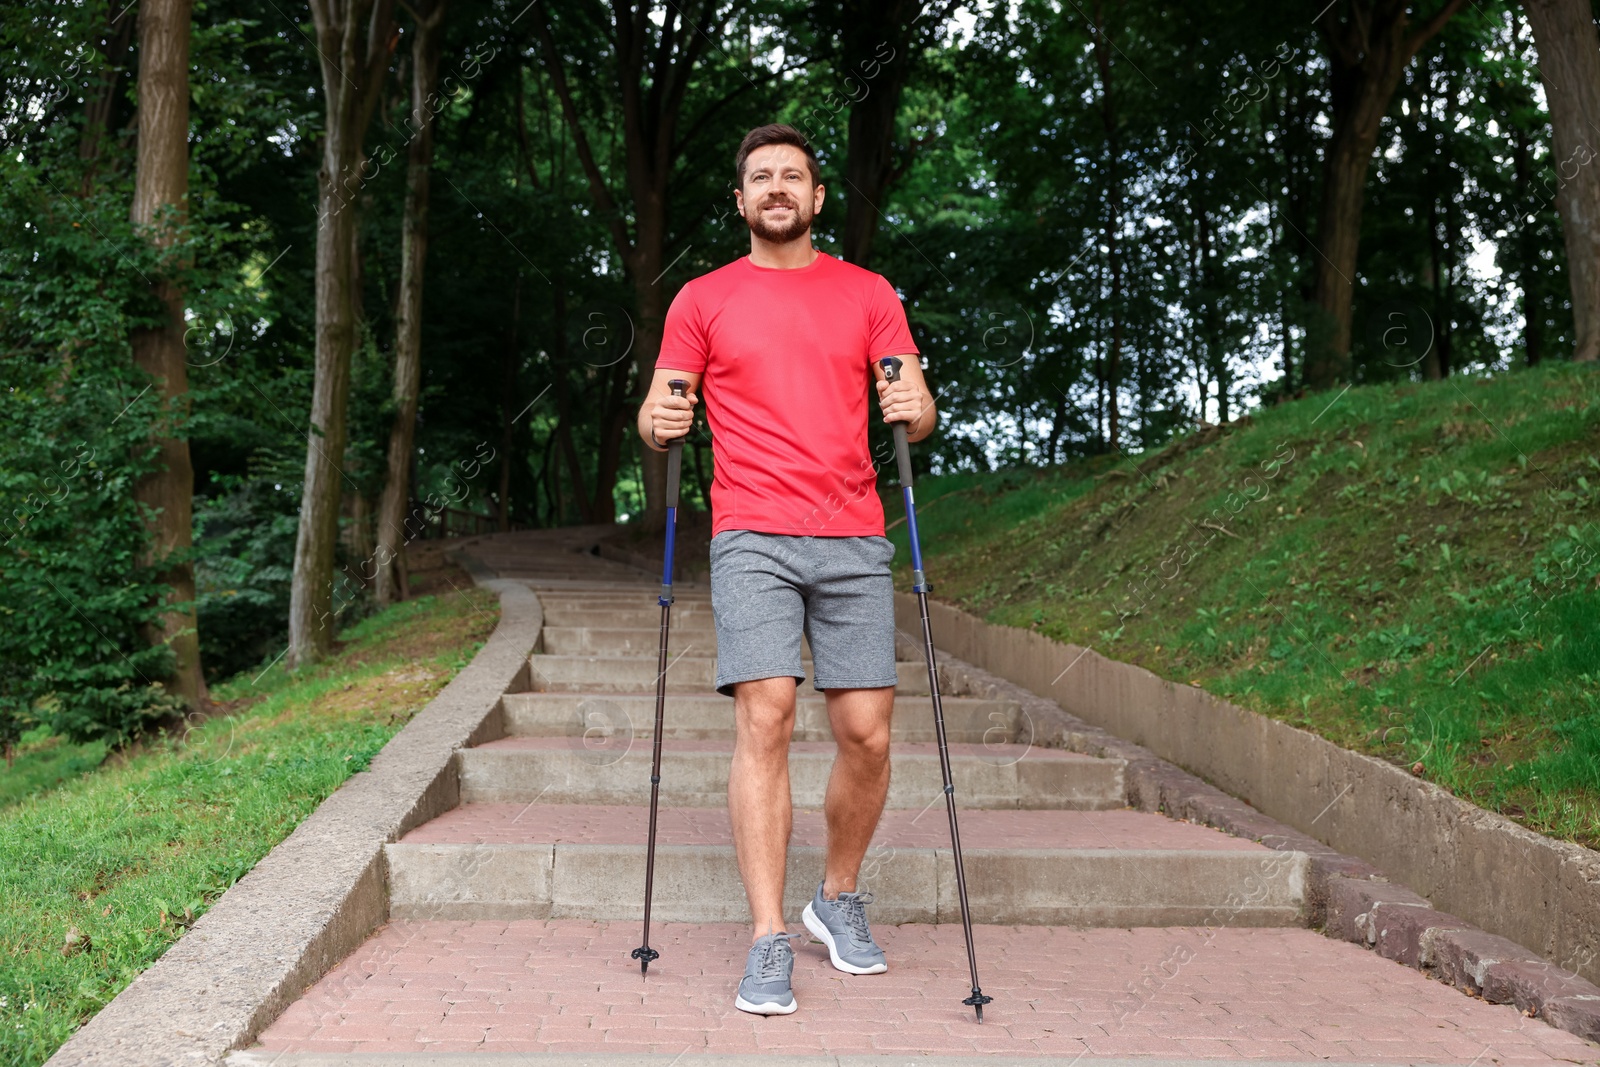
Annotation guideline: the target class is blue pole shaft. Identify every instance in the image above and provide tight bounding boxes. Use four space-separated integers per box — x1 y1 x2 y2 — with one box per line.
901 486 927 592
660 506 677 605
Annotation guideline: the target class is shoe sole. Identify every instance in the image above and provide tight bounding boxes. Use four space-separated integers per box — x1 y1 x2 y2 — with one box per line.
734 992 798 1015
802 902 888 975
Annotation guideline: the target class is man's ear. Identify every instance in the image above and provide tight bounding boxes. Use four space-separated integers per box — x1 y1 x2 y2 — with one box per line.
813 183 825 212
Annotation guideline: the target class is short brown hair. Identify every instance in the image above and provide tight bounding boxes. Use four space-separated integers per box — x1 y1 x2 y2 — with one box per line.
735 124 821 189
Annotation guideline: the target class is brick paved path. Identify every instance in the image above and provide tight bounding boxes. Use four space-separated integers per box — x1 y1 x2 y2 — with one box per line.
238 531 1600 1066
252 921 1590 1063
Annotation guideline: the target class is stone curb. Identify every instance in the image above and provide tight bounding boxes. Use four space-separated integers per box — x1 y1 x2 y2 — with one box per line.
908 629 1600 1046
45 569 543 1067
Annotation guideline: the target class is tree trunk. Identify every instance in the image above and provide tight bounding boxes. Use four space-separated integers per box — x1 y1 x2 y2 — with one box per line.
1521 0 1600 362
498 272 519 532
79 7 137 184
376 1 444 606
129 0 205 709
1513 121 1544 366
1091 0 1122 450
835 0 924 267
1198 203 1230 419
1305 0 1464 390
629 262 665 527
289 0 395 668
1422 60 1445 381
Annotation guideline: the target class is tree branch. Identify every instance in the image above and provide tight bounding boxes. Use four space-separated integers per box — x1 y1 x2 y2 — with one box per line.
669 55 808 159
514 62 544 191
1402 0 1467 62
532 4 633 256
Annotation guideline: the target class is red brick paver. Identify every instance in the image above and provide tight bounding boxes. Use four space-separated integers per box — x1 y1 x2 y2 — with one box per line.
253 920 1599 1063
400 803 1267 852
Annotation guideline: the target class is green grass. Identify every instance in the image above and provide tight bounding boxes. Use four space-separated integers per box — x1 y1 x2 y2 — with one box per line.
888 363 1600 848
0 585 498 1067
0 729 108 811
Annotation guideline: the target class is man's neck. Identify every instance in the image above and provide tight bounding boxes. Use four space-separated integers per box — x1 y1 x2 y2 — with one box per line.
748 238 819 270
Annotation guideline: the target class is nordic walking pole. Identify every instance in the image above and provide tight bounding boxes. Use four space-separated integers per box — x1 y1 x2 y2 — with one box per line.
633 377 689 975
879 356 993 1022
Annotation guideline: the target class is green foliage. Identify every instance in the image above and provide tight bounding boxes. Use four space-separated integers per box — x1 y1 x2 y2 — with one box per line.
0 158 191 753
192 472 299 683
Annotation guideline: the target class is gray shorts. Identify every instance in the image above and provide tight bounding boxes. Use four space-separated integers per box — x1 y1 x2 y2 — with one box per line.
708 530 898 697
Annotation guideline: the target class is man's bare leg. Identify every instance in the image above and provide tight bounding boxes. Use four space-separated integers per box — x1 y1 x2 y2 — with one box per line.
821 685 894 897
729 676 797 944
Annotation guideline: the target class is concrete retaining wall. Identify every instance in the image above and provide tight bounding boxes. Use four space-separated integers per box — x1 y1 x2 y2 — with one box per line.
896 593 1600 987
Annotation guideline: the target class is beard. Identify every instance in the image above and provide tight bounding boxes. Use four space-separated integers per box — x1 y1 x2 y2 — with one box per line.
745 196 811 243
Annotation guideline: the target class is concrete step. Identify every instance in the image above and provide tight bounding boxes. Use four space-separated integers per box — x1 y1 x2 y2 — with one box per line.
385 805 1305 925
527 654 929 694
539 625 737 657
537 593 713 608
538 604 715 629
500 691 1031 745
457 738 1122 809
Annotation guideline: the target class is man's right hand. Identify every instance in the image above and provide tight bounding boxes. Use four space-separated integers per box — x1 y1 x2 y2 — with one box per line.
648 388 698 449
638 368 705 451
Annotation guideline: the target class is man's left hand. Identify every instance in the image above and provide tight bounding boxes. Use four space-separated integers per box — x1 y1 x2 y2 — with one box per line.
875 377 925 427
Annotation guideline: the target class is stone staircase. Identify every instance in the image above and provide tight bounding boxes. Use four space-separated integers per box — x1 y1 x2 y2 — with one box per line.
236 531 1596 1063
382 583 1306 932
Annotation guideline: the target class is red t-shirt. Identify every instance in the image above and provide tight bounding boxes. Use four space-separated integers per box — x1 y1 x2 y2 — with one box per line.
656 251 919 538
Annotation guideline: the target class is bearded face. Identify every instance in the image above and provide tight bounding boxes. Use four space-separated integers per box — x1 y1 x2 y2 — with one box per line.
744 190 812 243
737 143 821 245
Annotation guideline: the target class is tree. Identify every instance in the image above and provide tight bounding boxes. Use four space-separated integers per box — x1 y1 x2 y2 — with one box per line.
799 0 953 268
1089 0 1126 449
1303 0 1465 390
288 0 396 667
375 0 446 607
1520 0 1600 363
129 0 206 709
530 1 796 528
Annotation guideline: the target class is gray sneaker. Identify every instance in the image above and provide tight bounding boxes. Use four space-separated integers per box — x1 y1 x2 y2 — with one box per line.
734 931 798 1015
802 881 888 974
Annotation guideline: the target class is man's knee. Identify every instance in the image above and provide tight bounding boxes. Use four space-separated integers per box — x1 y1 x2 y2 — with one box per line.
837 723 890 764
830 692 892 762
733 678 796 752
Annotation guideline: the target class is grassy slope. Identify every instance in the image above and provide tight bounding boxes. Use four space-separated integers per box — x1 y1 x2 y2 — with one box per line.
887 363 1600 848
0 570 498 1067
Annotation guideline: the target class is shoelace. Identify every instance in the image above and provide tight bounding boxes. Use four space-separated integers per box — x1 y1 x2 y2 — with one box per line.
835 891 875 944
752 933 794 981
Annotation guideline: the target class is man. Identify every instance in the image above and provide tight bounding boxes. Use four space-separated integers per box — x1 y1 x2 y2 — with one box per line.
638 123 936 1016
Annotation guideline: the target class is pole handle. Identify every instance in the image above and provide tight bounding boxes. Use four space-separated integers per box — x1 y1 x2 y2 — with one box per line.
664 379 688 508
877 357 915 490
